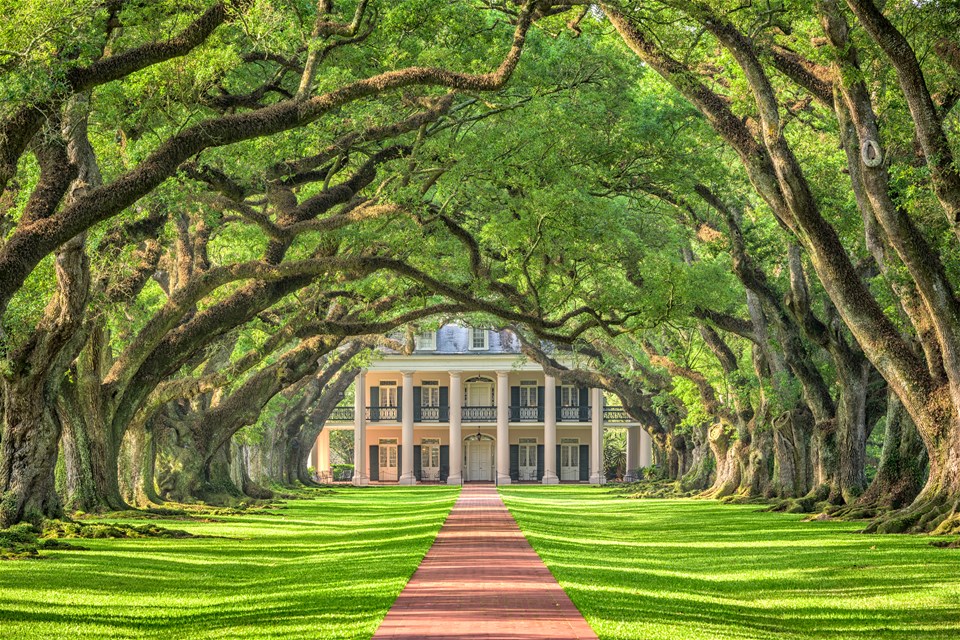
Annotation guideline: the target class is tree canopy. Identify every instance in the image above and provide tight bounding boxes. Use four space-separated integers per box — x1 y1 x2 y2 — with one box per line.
1 0 959 538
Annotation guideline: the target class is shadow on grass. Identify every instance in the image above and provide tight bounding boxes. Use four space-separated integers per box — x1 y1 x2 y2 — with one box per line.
501 485 960 640
0 486 460 640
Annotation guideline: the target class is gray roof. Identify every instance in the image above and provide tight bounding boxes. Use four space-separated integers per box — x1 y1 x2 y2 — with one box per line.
381 323 522 355
434 324 520 354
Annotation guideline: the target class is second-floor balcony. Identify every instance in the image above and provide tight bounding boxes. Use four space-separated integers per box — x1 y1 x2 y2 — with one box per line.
325 404 633 424
510 406 543 422
326 405 497 423
603 406 631 423
367 406 398 422
461 406 497 422
559 405 591 422
329 405 355 422
417 405 449 422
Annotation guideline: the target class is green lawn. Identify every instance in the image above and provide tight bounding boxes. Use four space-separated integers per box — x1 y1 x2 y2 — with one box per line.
500 485 960 640
0 486 459 639
5 484 959 640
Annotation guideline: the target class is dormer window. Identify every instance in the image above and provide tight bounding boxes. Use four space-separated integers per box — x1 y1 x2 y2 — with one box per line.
415 331 436 351
469 328 488 350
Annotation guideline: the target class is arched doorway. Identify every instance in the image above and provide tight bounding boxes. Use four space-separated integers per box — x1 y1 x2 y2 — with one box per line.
463 433 495 482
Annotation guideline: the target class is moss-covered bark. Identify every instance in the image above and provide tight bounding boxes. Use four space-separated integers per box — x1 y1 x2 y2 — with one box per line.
862 395 927 510
680 424 714 491
702 423 744 498
771 408 814 497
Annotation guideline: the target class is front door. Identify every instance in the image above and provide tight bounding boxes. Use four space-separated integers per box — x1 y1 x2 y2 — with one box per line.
560 440 579 481
421 438 440 481
379 439 398 482
465 441 493 481
519 439 537 481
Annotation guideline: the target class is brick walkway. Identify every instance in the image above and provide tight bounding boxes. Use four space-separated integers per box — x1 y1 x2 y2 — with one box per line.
372 484 597 640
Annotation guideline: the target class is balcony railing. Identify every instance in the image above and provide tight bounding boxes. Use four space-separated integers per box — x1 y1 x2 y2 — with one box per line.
603 406 630 423
558 405 590 422
366 406 398 422
328 404 629 424
417 406 449 422
328 405 354 422
510 406 543 422
462 406 497 422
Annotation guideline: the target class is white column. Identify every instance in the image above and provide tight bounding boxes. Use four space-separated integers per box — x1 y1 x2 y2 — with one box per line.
640 428 653 469
318 428 332 476
542 374 559 484
496 370 511 485
352 370 368 486
590 387 604 485
447 371 463 485
624 426 640 482
399 371 416 485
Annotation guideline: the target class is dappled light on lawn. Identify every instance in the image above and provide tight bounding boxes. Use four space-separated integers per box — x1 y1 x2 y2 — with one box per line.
0 487 458 639
501 486 960 640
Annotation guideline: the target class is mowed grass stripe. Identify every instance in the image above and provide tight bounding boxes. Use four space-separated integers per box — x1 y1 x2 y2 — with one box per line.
0 486 459 639
500 485 960 640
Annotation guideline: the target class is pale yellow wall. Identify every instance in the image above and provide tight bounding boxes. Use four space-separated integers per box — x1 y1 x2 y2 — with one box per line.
363 370 561 388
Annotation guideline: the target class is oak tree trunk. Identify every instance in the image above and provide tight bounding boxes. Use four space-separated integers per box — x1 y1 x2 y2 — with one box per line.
809 420 841 503
703 423 744 498
0 378 64 525
680 424 714 491
119 420 161 507
771 408 814 497
0 234 88 525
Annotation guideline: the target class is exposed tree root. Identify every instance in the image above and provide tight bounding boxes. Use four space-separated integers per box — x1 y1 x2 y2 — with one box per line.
862 496 960 535
608 479 697 499
42 519 196 540
610 476 960 549
763 483 845 514
1 523 86 559
766 497 812 513
1 518 194 560
822 501 885 521
719 494 768 505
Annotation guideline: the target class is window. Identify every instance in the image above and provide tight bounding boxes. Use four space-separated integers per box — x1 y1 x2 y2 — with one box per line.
560 385 578 407
422 382 440 407
519 382 538 407
379 383 398 407
415 332 436 351
469 328 488 350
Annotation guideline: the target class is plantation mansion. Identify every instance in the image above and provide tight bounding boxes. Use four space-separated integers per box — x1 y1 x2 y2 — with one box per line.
311 325 653 485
